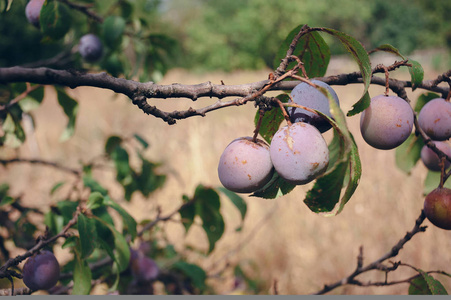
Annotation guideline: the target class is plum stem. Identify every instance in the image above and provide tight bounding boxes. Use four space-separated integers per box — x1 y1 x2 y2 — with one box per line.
273 97 292 126
252 109 265 143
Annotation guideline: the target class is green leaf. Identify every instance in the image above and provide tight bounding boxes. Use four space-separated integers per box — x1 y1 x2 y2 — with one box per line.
18 86 44 113
217 187 247 223
56 87 78 141
194 185 225 253
83 175 108 196
395 134 423 174
56 200 78 222
408 59 424 91
179 195 195 233
303 86 362 215
134 133 149 149
172 261 207 290
111 146 131 183
87 191 104 210
103 196 137 240
347 91 371 117
370 44 423 91
50 181 65 195
93 216 130 273
274 25 330 77
254 94 288 144
94 218 115 249
92 205 115 226
61 235 78 250
250 171 296 199
305 158 348 212
2 110 25 148
318 28 371 117
104 135 122 156
0 183 9 199
44 211 65 236
336 133 362 214
0 196 14 206
109 225 130 273
77 214 97 259
39 0 71 40
414 93 440 113
423 171 451 196
103 16 126 49
371 44 403 57
409 270 448 295
72 250 92 295
136 156 166 197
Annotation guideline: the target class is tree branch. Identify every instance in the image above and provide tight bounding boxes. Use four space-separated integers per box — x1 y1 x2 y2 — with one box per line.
0 211 79 281
0 67 449 125
57 0 104 23
0 158 81 176
313 210 427 295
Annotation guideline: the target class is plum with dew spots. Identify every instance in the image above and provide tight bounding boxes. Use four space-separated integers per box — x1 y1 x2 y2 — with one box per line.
360 94 414 150
418 98 451 141
269 122 329 185
218 137 274 193
421 141 451 171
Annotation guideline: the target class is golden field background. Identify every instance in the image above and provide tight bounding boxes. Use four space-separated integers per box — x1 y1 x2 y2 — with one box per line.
1 51 451 295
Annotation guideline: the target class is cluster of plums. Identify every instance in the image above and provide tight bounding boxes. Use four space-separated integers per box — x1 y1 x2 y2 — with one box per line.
22 250 60 291
25 0 103 62
418 98 451 230
217 80 336 193
359 93 451 230
218 79 451 232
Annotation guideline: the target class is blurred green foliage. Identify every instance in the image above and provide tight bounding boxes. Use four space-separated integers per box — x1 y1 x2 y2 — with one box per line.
163 0 451 71
1 0 450 73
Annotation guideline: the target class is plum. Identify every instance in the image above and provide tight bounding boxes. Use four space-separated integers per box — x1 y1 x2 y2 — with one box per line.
418 98 451 141
25 0 45 28
129 248 159 283
218 137 274 193
287 79 340 133
79 34 104 62
22 250 60 291
269 122 329 185
424 187 451 230
421 141 451 171
360 94 414 150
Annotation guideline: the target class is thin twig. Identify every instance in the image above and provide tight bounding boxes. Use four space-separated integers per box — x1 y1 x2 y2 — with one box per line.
57 0 104 23
313 210 427 295
0 158 81 176
207 203 279 272
0 84 42 112
0 211 79 280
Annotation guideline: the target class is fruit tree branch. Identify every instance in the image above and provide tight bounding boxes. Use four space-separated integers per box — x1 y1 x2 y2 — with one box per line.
0 158 81 176
0 67 448 125
313 210 427 295
57 0 104 23
0 211 79 281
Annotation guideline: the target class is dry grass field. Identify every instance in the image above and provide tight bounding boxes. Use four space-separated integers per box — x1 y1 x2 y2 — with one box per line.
1 51 451 295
